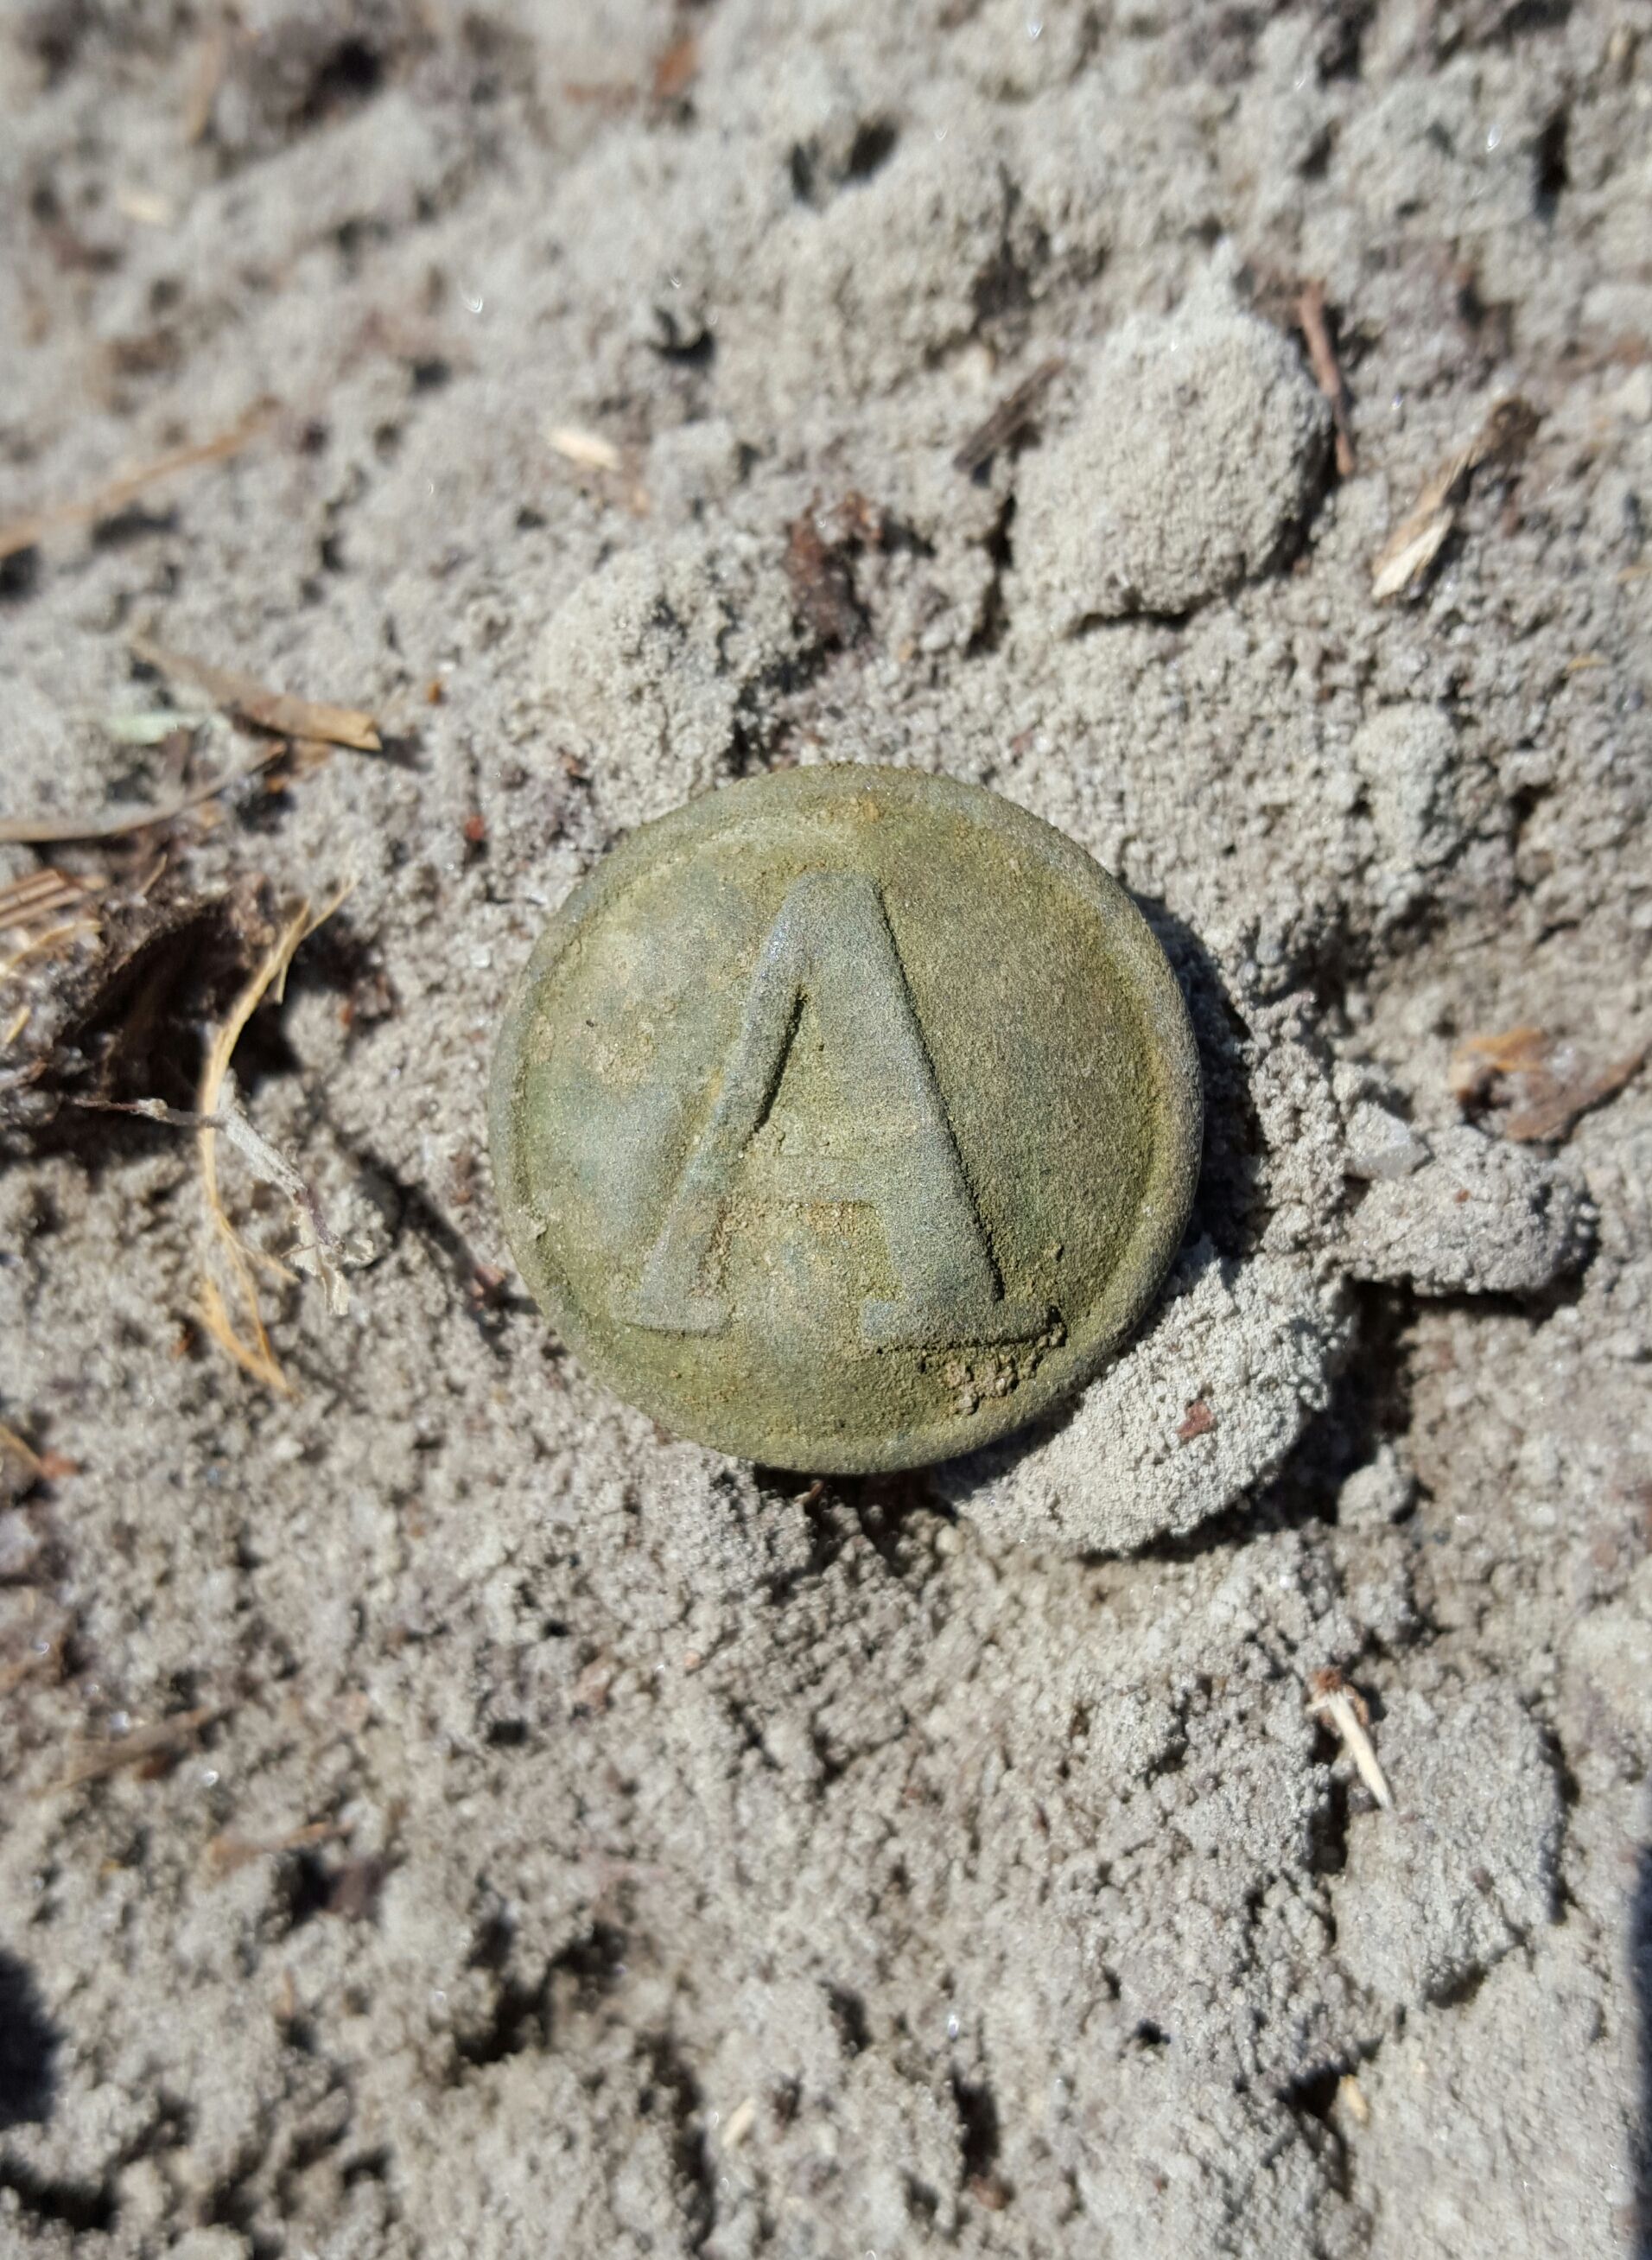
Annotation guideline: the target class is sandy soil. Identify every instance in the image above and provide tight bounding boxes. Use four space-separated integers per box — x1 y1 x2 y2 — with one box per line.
1 3 1649 2255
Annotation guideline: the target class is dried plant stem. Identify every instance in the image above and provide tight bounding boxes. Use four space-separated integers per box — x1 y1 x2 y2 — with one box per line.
0 404 272 564
1307 1667 1394 1811
194 891 349 1391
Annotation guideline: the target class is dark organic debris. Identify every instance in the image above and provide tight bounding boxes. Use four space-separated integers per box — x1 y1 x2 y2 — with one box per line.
1449 1024 1645 1143
785 493 886 648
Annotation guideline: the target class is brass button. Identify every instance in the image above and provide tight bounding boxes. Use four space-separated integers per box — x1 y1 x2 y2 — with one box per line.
490 766 1201 1472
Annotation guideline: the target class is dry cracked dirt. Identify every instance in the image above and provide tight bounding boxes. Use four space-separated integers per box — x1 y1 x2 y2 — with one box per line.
1 2 1650 2257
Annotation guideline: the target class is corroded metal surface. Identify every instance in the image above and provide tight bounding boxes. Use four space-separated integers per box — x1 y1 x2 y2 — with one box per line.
491 766 1201 1471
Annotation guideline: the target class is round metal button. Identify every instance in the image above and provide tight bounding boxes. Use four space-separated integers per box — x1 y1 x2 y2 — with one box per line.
490 766 1201 1473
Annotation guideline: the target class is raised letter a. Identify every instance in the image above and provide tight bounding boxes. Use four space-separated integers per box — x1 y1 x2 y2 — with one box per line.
628 871 1046 1347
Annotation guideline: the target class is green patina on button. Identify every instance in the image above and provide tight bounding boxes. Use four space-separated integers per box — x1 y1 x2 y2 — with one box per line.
489 765 1202 1474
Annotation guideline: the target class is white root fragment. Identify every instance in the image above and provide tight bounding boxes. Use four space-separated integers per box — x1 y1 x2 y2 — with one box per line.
1337 2073 1371 2126
547 423 623 472
1307 1667 1394 1811
721 2097 758 2149
86 1083 368 1317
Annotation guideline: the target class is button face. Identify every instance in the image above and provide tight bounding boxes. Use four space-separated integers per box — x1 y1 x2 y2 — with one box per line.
490 766 1201 1473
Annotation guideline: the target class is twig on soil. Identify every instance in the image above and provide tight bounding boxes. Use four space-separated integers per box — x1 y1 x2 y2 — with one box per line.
1449 1023 1645 1143
1371 395 1538 602
0 749 286 845
205 1818 349 1878
129 636 382 753
1296 283 1355 476
46 1705 219 1792
952 355 1066 475
1306 1667 1392 1811
0 403 273 563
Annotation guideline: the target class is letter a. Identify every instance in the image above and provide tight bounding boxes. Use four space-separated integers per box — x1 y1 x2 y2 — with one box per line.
629 871 1046 1346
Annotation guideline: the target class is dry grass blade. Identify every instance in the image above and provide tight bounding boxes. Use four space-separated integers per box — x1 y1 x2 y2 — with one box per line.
651 29 699 101
194 891 349 1391
0 869 105 930
130 636 381 753
0 917 102 983
953 355 1066 475
87 1090 363 1316
0 404 272 563
0 1423 77 1497
183 16 231 143
0 748 285 845
47 1706 219 1792
1372 394 1538 602
205 1818 347 1878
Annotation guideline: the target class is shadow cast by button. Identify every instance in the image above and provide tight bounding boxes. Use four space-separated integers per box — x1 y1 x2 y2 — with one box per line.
0 1949 60 2132
1634 1834 1652 2260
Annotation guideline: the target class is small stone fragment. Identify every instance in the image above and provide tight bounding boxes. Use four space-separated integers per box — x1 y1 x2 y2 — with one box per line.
1344 1100 1426 1182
